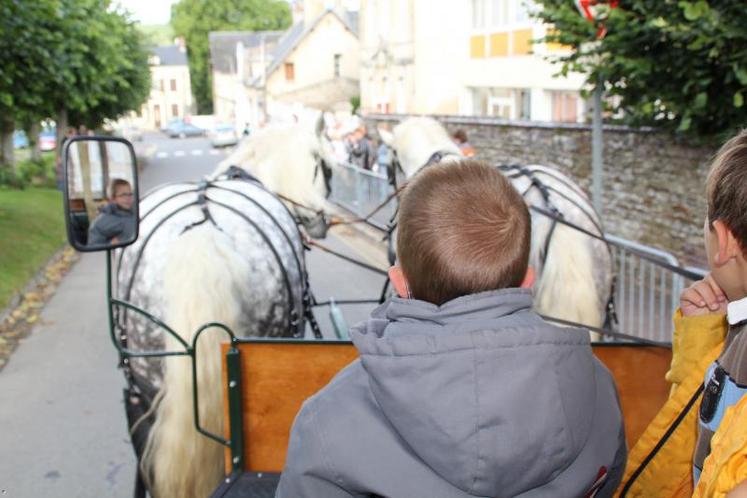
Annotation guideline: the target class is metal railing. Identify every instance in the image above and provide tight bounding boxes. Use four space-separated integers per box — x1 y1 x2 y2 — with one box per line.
330 162 395 230
329 163 708 344
607 235 706 343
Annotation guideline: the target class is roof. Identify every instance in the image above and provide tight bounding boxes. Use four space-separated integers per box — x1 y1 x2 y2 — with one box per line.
266 9 359 78
151 45 188 66
209 31 284 74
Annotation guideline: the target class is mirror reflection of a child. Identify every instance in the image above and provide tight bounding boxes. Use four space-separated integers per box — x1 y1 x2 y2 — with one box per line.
87 178 135 246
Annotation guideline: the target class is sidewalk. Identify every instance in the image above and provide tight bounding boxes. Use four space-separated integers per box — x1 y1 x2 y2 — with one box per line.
0 252 134 497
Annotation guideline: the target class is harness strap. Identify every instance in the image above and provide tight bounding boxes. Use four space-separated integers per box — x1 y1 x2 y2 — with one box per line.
502 164 564 266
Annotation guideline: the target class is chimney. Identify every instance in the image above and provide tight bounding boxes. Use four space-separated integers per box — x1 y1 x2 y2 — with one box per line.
175 36 186 52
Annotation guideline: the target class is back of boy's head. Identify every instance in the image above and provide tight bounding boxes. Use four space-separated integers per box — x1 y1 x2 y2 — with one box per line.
707 129 747 254
397 160 530 305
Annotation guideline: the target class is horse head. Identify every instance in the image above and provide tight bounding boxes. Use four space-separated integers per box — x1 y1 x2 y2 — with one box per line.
213 112 339 239
378 117 462 183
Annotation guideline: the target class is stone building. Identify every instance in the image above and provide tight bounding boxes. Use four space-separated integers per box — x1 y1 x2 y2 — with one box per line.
140 44 194 130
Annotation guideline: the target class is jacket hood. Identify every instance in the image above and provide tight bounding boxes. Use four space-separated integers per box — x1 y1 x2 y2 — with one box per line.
350 289 599 497
100 203 131 216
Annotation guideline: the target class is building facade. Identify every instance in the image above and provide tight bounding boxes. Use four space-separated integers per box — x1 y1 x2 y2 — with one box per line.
140 44 194 130
209 1 360 128
359 0 587 122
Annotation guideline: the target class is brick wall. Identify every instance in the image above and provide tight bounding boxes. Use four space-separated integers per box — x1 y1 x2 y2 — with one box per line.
366 114 716 266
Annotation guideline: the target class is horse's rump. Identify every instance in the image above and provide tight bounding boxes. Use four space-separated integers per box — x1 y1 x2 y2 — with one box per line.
500 164 612 323
114 178 307 387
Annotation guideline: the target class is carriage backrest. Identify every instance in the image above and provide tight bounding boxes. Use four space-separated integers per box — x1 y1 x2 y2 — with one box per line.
221 341 672 474
221 340 359 473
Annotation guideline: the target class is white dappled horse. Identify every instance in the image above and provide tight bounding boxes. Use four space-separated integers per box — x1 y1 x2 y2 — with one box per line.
379 117 613 330
116 117 336 498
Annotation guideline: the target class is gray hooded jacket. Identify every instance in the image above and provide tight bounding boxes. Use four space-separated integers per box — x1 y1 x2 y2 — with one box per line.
87 203 135 246
277 289 626 498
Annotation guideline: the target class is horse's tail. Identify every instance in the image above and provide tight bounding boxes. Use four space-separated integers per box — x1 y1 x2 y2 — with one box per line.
141 225 252 498
535 223 602 337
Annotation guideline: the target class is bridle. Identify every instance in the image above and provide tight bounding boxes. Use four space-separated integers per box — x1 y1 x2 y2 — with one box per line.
387 148 462 190
312 153 332 199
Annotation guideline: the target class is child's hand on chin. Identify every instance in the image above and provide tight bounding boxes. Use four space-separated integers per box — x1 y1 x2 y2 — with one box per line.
680 273 728 316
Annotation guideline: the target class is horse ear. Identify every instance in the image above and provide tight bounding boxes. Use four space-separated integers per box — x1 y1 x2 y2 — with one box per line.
315 112 326 139
378 126 394 147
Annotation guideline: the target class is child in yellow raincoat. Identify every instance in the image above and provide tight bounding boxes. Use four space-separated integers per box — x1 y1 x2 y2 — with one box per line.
617 129 747 498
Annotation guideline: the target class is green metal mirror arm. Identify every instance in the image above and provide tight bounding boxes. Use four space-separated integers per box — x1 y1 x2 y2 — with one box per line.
106 251 245 471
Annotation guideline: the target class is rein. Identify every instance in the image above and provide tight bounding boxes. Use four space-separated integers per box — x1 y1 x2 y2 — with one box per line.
275 186 405 228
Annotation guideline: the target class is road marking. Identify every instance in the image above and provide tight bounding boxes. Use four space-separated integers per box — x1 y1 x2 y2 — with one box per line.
174 150 186 157
156 152 168 159
209 149 220 156
191 150 203 156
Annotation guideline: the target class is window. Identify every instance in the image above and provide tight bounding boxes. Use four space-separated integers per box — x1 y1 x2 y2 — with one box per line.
170 79 177 91
471 87 531 119
491 0 509 27
284 63 295 82
171 104 179 117
472 0 487 29
551 91 579 122
334 54 341 77
473 0 534 29
159 80 164 92
515 0 533 22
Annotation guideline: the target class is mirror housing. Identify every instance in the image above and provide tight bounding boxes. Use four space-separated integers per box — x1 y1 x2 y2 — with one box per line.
62 136 139 252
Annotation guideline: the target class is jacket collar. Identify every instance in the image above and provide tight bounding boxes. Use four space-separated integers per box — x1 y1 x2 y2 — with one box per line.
382 288 533 326
728 295 747 326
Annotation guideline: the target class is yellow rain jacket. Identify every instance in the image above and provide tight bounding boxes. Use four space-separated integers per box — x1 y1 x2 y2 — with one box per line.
616 311 738 498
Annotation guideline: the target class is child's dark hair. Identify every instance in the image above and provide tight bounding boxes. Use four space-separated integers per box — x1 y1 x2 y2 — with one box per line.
397 160 530 305
707 129 747 254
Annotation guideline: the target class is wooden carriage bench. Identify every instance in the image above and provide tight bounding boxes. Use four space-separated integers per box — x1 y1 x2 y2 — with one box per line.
210 340 672 498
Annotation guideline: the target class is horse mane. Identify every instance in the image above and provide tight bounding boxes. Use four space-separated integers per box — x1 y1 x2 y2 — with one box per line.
213 123 329 211
392 117 462 177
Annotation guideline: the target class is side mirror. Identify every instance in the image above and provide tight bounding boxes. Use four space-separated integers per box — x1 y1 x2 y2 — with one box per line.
63 137 139 252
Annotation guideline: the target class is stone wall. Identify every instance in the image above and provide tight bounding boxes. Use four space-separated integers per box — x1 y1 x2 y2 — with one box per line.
366 114 717 267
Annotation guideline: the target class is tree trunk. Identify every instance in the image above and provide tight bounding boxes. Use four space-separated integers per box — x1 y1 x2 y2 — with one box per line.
0 114 15 173
29 122 41 162
55 109 68 189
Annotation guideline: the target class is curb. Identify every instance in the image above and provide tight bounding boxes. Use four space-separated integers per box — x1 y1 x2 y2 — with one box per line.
0 245 72 326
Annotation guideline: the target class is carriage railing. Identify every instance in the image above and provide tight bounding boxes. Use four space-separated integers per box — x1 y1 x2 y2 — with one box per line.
329 163 708 344
105 251 247 475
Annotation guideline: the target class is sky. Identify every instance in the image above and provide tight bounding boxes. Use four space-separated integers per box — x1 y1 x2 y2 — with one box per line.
118 0 178 25
118 0 359 25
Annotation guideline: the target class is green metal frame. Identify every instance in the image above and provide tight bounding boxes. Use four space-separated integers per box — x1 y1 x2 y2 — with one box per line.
105 250 245 472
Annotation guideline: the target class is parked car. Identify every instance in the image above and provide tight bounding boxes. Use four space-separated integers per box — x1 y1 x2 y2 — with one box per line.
165 120 205 138
161 118 182 133
13 130 28 149
209 124 239 148
39 130 56 151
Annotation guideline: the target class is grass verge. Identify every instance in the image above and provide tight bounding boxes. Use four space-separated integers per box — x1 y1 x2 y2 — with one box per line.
0 187 67 310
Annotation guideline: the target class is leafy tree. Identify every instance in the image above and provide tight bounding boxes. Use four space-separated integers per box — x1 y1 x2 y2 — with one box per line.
0 0 150 178
50 1 151 139
533 1 747 138
171 0 291 114
0 0 61 170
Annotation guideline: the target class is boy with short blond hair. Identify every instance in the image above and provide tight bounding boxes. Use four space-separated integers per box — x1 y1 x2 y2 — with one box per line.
620 130 747 496
278 160 626 498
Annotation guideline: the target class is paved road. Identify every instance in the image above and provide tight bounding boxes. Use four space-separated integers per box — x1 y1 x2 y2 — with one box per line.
0 134 387 497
